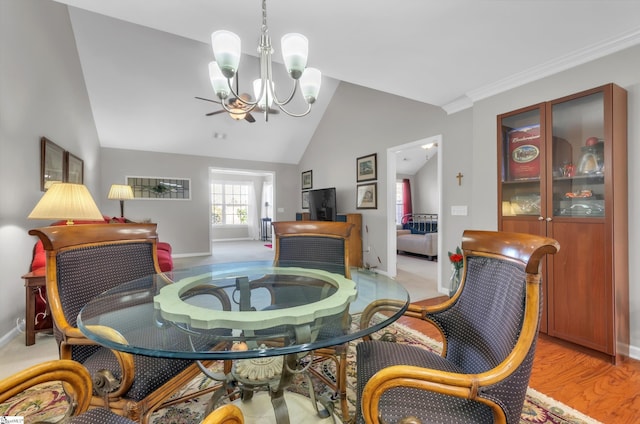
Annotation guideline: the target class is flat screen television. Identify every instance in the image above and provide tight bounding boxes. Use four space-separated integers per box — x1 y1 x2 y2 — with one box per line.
308 187 337 221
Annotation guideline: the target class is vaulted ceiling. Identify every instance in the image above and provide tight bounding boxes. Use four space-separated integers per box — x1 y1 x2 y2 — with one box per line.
53 0 640 169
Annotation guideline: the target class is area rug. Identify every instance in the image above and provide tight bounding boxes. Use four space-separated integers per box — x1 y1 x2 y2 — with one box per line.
149 321 601 424
0 321 601 424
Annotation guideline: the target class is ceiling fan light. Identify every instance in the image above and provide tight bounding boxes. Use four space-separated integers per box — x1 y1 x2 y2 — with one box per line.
281 33 308 80
229 108 246 120
209 61 230 99
211 30 241 78
253 79 274 109
300 67 321 104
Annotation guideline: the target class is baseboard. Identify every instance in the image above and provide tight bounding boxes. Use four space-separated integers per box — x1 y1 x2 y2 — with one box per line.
171 251 211 259
0 327 21 350
627 343 640 361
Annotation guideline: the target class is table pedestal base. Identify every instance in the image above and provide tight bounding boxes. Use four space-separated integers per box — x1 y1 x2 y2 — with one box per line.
233 392 336 424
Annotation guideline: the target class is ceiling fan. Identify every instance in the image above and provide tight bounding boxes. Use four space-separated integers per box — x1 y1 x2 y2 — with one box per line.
195 75 279 123
195 94 257 122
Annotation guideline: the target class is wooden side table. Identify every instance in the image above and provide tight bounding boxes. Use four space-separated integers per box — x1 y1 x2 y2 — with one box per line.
21 268 53 346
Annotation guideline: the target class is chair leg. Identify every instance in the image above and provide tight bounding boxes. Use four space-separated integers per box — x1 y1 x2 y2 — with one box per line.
336 349 349 422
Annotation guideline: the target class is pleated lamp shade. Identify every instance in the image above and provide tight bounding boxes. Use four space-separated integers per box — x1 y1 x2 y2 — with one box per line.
107 184 134 201
107 184 134 218
28 183 103 225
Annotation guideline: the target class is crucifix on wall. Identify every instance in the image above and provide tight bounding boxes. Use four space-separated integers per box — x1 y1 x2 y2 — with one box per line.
456 172 464 186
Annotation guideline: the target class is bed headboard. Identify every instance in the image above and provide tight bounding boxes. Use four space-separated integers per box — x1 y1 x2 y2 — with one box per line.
401 213 438 234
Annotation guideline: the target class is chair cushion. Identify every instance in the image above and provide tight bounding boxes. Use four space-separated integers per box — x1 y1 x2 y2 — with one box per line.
355 340 494 424
156 242 173 272
68 406 136 423
82 348 195 402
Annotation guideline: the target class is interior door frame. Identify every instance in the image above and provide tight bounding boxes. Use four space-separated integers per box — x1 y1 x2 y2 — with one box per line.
386 134 443 292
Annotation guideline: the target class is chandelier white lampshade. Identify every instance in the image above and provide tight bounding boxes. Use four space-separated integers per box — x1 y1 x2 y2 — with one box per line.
211 30 241 79
208 61 232 98
280 33 308 79
108 184 134 218
299 67 322 104
28 183 103 225
208 0 321 120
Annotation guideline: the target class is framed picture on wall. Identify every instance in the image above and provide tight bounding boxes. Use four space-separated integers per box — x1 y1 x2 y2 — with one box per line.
302 191 310 209
356 182 377 209
356 153 377 182
301 170 313 190
65 152 84 184
40 137 65 191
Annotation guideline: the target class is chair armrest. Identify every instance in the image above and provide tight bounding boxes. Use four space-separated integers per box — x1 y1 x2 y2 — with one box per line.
361 365 483 424
202 404 245 424
360 300 450 347
60 325 136 399
0 359 93 415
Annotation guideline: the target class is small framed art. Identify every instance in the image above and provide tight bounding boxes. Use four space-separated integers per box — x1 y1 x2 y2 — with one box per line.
65 152 84 184
40 137 65 191
357 182 377 209
356 153 377 182
302 170 313 190
301 191 309 209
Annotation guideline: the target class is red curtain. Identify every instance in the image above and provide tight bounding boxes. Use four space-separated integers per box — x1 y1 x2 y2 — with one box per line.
402 179 412 218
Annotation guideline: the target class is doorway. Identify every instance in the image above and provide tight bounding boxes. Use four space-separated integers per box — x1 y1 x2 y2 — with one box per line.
386 135 443 295
209 167 274 242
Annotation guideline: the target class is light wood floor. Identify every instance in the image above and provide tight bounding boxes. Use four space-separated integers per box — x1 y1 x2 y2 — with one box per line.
405 296 640 424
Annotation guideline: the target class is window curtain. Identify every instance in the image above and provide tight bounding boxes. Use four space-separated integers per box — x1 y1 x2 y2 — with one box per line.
402 178 413 220
247 183 258 240
261 181 273 219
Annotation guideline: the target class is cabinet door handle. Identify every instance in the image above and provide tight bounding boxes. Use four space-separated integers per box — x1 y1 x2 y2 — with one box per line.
538 216 544 221
546 217 552 222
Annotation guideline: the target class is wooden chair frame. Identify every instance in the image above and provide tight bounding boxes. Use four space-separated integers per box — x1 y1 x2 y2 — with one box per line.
358 230 560 424
28 224 220 423
272 221 354 420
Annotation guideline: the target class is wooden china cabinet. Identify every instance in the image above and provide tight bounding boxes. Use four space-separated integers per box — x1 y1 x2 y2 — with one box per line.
497 83 628 363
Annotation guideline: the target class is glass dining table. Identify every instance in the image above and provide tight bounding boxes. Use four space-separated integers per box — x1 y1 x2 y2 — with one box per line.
77 261 410 423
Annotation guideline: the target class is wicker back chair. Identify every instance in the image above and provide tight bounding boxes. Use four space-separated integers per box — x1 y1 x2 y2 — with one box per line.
271 220 354 420
28 224 219 423
356 230 559 424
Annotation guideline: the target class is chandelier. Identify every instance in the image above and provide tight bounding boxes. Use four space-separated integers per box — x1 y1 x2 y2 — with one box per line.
208 0 321 121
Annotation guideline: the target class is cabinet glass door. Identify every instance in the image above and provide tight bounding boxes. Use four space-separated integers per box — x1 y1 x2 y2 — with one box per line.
550 92 605 218
499 107 543 219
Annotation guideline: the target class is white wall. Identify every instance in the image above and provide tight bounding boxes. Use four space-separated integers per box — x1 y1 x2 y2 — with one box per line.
100 148 299 254
414 154 439 214
298 82 472 283
0 0 102 337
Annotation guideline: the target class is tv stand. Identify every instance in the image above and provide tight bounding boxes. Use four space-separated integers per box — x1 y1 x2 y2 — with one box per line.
295 212 362 268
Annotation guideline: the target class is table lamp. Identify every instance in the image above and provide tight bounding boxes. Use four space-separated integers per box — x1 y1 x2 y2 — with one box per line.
28 183 103 225
107 184 134 218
